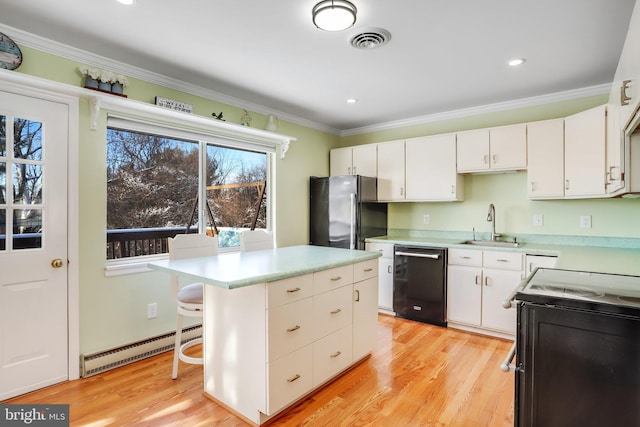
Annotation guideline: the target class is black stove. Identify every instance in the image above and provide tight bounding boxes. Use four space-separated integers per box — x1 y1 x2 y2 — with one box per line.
516 267 640 317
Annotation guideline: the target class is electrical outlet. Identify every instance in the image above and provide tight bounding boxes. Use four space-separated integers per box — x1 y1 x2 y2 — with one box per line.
580 215 592 229
533 214 544 227
423 214 430 225
147 302 158 319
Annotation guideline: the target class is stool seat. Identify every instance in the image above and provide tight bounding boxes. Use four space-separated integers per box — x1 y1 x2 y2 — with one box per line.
168 233 218 379
177 283 203 305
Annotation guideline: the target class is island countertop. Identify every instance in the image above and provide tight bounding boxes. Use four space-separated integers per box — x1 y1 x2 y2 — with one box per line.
147 244 381 289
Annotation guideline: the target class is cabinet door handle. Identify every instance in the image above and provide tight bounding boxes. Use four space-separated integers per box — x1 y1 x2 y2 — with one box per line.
400 187 404 196
330 308 342 315
287 374 301 383
530 181 535 192
330 351 342 358
330 276 342 281
387 265 392 274
354 290 360 302
621 79 632 106
353 166 357 175
451 185 455 194
475 275 482 285
484 276 490 286
484 154 489 165
287 325 301 332
286 287 301 293
347 167 351 175
492 154 497 164
565 179 570 190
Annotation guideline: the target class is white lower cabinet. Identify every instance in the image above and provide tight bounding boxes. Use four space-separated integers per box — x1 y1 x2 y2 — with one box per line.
365 242 394 312
447 248 523 336
203 259 378 425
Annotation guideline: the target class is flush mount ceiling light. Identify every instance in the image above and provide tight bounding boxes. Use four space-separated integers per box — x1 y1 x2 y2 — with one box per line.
116 0 135 4
508 57 526 66
312 0 357 32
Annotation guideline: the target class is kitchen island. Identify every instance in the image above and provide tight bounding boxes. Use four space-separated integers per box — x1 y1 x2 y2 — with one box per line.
148 245 380 425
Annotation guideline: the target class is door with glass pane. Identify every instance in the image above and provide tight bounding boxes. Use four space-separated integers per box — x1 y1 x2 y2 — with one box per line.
0 90 68 400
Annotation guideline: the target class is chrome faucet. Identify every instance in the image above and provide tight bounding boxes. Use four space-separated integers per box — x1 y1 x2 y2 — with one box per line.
487 203 501 241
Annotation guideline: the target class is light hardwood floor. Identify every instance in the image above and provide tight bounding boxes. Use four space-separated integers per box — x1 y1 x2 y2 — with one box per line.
3 315 514 426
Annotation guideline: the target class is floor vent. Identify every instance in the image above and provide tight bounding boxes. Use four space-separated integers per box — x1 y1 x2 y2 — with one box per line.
80 325 202 377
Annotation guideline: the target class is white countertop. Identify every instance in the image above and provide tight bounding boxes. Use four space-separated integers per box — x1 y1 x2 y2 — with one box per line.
148 245 381 289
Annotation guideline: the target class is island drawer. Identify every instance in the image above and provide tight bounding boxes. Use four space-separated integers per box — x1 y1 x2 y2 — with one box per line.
313 264 353 294
267 297 314 361
353 259 378 283
267 273 314 309
312 327 353 387
313 285 353 340
266 344 313 415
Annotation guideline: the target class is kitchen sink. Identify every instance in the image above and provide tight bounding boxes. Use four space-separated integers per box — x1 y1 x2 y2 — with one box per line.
462 239 522 248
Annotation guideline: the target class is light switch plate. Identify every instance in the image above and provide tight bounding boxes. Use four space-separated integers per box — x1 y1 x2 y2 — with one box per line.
580 215 592 229
533 214 544 227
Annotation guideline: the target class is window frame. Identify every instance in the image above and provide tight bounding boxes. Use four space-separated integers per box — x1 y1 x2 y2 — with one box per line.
104 113 276 277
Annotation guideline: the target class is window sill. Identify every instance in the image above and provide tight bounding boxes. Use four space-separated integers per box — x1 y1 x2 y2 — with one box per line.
105 254 167 277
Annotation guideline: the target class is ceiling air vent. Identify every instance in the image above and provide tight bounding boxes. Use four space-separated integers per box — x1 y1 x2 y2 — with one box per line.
348 28 391 50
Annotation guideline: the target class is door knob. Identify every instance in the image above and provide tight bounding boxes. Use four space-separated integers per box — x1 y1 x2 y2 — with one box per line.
51 258 64 268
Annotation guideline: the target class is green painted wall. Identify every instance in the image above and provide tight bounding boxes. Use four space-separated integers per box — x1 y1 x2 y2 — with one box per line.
14 46 338 354
11 44 640 355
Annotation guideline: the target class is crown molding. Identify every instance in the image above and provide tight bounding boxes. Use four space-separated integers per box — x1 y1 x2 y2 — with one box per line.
0 23 341 136
340 84 611 136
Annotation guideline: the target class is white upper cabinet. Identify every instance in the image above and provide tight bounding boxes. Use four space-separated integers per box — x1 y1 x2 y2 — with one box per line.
564 105 607 198
405 133 463 201
609 0 640 130
456 128 490 172
457 124 526 173
527 118 565 199
377 140 405 201
329 145 377 177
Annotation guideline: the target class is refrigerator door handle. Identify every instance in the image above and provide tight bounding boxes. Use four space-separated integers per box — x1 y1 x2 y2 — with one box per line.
350 193 356 249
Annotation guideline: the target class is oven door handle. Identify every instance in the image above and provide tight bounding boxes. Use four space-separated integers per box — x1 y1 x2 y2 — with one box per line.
502 277 528 309
500 342 517 372
395 251 440 260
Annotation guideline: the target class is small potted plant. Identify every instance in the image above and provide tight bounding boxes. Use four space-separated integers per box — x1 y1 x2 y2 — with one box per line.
98 70 114 92
111 74 128 94
79 66 101 89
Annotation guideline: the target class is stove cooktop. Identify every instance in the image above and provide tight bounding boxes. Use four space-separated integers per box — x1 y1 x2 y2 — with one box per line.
517 268 640 313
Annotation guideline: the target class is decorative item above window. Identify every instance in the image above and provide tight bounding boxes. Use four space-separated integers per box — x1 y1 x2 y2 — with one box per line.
79 66 128 97
0 32 22 70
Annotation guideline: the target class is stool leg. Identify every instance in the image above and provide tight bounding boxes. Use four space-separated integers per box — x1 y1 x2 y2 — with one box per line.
172 312 184 379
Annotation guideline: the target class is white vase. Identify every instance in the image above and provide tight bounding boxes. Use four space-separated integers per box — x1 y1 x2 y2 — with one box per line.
265 114 279 131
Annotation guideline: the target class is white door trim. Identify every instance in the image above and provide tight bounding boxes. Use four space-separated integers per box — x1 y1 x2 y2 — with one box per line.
0 77 80 381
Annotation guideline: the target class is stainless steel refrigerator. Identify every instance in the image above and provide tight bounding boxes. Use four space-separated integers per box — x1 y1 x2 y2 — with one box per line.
309 175 387 250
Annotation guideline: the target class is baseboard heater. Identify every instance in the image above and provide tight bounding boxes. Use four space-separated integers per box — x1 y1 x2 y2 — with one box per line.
80 324 202 377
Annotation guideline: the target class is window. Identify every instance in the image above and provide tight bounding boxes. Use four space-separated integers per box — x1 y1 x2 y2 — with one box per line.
106 120 269 262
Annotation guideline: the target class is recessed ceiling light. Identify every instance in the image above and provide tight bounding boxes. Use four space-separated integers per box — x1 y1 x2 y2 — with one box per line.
508 58 526 67
346 98 358 103
117 0 135 5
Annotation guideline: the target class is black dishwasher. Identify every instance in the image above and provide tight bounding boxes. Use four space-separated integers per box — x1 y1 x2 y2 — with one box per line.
393 245 447 327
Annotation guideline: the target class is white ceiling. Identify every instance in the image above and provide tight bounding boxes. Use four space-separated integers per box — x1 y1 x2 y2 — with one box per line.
0 0 636 133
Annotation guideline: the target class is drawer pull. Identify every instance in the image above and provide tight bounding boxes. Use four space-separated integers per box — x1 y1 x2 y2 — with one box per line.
496 259 509 262
363 268 373 272
330 308 342 315
330 276 342 281
286 325 301 332
330 351 342 358
460 256 472 259
287 374 301 383
286 287 301 293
